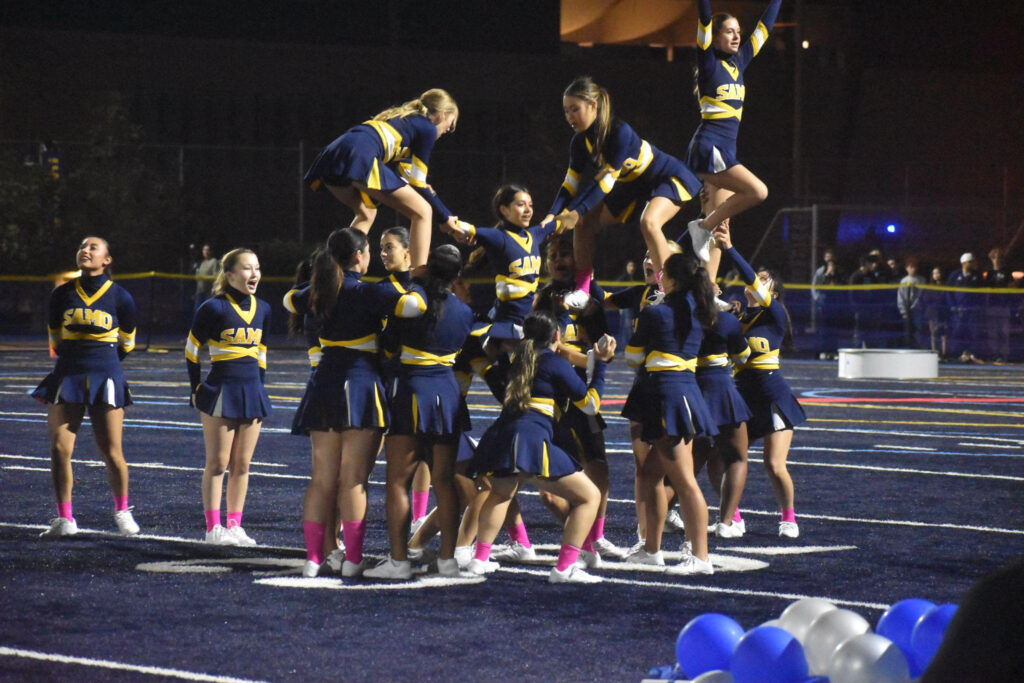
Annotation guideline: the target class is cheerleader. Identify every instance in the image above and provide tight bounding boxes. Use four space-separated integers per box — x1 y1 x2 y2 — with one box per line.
365 245 475 579
33 237 140 537
684 0 782 265
290 228 427 578
624 253 718 575
469 311 615 583
304 89 461 269
714 223 805 538
540 76 704 304
186 249 271 546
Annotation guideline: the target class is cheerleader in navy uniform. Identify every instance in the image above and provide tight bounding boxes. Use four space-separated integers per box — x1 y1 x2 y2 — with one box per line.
186 248 271 546
684 0 781 265
33 237 140 537
364 245 475 579
714 222 805 538
305 89 461 269
469 310 615 583
539 76 704 305
291 228 427 577
624 253 718 575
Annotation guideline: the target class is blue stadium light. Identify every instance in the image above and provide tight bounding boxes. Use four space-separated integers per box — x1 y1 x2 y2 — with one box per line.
886 224 897 233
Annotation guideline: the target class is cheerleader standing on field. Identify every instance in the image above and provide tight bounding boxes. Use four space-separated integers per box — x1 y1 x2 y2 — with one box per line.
714 223 805 538
540 76 704 305
304 89 461 270
33 237 140 537
186 249 271 546
624 252 718 575
684 0 782 267
290 228 427 577
469 310 616 583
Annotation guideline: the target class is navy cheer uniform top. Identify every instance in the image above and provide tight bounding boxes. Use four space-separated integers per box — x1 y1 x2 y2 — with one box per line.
186 287 272 419
696 310 752 428
33 272 137 408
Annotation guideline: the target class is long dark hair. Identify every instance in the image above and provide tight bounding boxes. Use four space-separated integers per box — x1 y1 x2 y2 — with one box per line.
288 256 312 336
311 227 367 324
563 76 613 167
505 310 558 416
663 252 716 329
422 244 462 326
492 183 531 229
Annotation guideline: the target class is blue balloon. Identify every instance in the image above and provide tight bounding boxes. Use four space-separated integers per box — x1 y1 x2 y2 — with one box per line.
910 603 957 673
876 598 935 675
731 625 809 683
676 613 745 678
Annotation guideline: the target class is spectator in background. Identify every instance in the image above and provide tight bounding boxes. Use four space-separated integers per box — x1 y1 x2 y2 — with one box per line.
848 254 878 347
947 253 982 363
897 259 924 347
617 260 639 282
983 247 1012 362
921 266 949 358
194 244 220 311
811 248 842 359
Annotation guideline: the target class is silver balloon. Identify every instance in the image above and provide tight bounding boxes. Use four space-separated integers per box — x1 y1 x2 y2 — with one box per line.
828 633 911 683
692 670 735 683
778 598 838 644
760 619 781 629
803 608 872 675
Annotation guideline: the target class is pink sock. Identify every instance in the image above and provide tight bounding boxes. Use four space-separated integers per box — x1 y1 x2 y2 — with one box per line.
204 509 221 532
226 511 242 529
303 521 326 564
506 522 532 549
57 501 73 521
411 491 429 521
582 528 595 553
556 544 581 572
781 508 796 523
592 517 606 541
113 495 129 512
342 520 366 564
733 509 743 523
574 268 593 295
474 542 492 562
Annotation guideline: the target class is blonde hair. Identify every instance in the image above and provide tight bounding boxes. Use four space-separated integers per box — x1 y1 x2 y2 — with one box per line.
213 248 255 295
373 89 458 126
563 76 613 167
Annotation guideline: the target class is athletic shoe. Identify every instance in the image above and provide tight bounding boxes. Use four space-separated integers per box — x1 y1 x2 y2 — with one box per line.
113 508 140 536
227 525 256 546
409 516 426 537
302 560 320 578
593 537 627 559
341 559 365 577
664 509 686 532
625 548 665 566
364 557 412 580
205 524 240 546
688 219 713 263
713 521 744 539
645 290 666 307
680 540 693 558
627 539 646 557
575 549 602 569
454 545 473 569
714 297 734 312
491 541 537 562
779 521 800 538
549 565 603 584
407 545 425 561
39 517 78 538
466 558 500 576
436 558 468 578
562 289 591 311
325 548 346 572
666 554 715 576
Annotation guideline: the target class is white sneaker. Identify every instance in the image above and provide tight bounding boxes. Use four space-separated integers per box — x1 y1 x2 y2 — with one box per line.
466 558 499 576
666 554 715 576
779 521 800 538
627 538 646 557
593 537 627 559
625 548 665 566
562 289 591 311
407 545 425 561
409 516 427 537
205 524 240 546
714 297 733 312
302 560 320 578
454 545 473 569
645 290 666 307
575 549 602 569
364 557 412 580
40 517 78 538
680 540 693 559
325 548 346 572
549 565 603 584
227 525 256 546
664 509 686 532
113 508 140 536
491 541 537 562
342 559 365 577
436 557 468 577
688 219 713 263
714 521 744 539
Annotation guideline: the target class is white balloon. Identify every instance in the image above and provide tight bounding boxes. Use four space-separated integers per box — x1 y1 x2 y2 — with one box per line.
760 619 781 629
692 670 735 683
828 633 911 683
778 598 838 643
803 608 872 675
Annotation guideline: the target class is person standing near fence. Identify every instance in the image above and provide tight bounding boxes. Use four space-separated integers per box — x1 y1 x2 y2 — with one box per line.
194 244 220 311
811 248 842 358
947 253 982 363
983 248 1012 362
32 236 141 538
186 248 271 546
897 259 924 348
922 266 949 358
